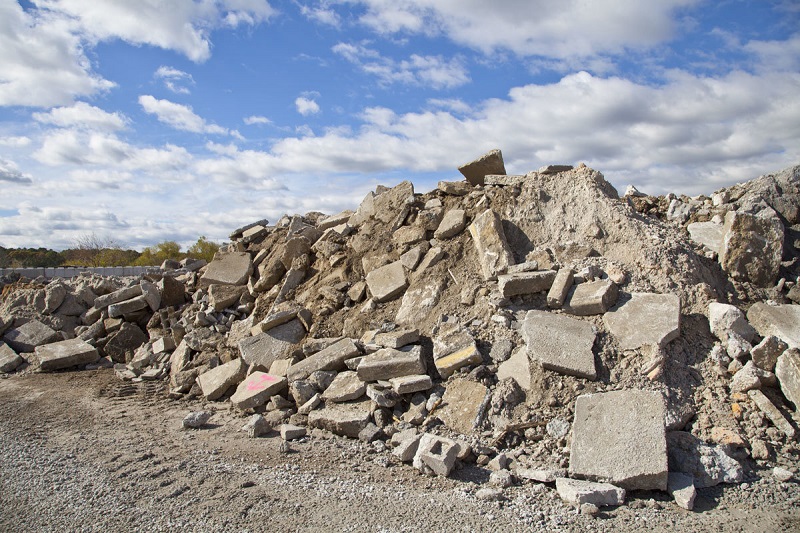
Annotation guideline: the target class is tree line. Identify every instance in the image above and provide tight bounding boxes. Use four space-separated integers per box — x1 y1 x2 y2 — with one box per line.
0 235 221 268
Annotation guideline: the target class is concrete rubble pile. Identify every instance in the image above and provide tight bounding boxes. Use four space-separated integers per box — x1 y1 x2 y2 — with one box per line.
2 151 799 514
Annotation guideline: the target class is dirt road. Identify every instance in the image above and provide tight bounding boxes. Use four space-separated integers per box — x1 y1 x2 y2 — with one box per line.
1 370 798 532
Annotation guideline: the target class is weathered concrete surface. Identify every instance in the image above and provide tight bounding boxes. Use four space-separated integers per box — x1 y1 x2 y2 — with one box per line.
307 400 371 438
434 343 482 379
747 303 800 349
522 311 597 380
434 209 467 240
604 293 680 350
570 390 668 491
747 389 796 439
93 285 143 309
356 347 425 381
197 358 247 401
104 323 148 364
687 221 724 253
199 252 253 288
667 472 697 511
365 261 408 303
775 349 800 410
389 374 432 394
322 371 366 402
287 338 360 381
458 149 505 186
36 338 99 371
719 210 783 287
437 379 488 435
555 478 625 507
208 284 247 312
547 268 574 309
413 433 460 476
238 319 305 370
496 349 531 390
566 279 619 316
0 342 24 373
751 336 787 372
497 270 556 298
709 302 756 342
666 431 743 488
468 209 514 281
3 320 61 353
396 281 443 325
229 372 287 410
107 295 148 318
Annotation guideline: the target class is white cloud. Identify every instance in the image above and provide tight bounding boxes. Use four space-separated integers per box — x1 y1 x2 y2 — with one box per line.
0 158 33 185
32 102 128 131
0 136 32 147
299 3 341 26
744 34 800 72
244 115 272 125
138 95 232 135
333 42 469 89
295 96 321 116
155 66 195 94
340 0 698 61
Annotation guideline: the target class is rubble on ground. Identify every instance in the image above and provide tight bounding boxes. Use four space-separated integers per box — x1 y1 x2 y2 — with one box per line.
2 151 800 516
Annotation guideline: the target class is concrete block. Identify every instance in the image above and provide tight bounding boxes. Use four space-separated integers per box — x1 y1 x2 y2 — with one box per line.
434 209 467 239
667 472 697 511
307 400 371 438
546 268 574 308
140 280 161 311
395 281 444 325
434 344 482 379
437 379 488 434
392 432 422 462
687 221 724 253
93 285 143 309
287 338 360 381
107 295 148 318
748 303 800 349
199 252 253 288
458 149 505 186
230 372 287 410
747 389 796 439
522 310 597 380
389 374 432 394
238 318 305 370
776 348 800 410
555 478 625 507
413 433 459 476
570 390 668 491
104 323 148 364
719 210 783 287
0 342 24 373
751 336 788 372
373 328 419 349
497 349 531 390
365 260 408 303
36 338 99 371
280 424 307 440
566 279 618 316
604 293 681 350
322 371 366 402
497 270 557 297
468 209 514 281
197 358 247 400
709 302 756 342
208 284 246 312
437 181 471 196
357 346 425 381
3 320 61 353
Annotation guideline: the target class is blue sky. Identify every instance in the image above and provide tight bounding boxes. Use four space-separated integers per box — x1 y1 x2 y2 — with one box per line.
0 0 798 250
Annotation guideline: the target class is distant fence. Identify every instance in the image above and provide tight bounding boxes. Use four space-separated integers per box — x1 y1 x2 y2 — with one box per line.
0 266 162 279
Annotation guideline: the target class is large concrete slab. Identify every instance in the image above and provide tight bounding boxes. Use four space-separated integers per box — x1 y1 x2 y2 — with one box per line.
36 338 99 371
604 293 680 350
287 338 360 381
0 342 24 373
356 346 425 381
3 320 61 353
775 349 800 410
719 210 783 287
570 390 668 491
93 285 143 309
496 349 531 390
365 260 408 303
458 149 505 186
437 379 488 434
199 252 253 288
522 310 597 380
468 209 514 281
497 270 556 297
238 319 305 370
687 221 724 253
230 372 287 410
197 358 247 400
747 303 800 349
307 400 371 438
322 371 366 402
566 279 619 316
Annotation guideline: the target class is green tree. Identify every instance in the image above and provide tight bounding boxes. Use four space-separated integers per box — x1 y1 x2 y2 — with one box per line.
186 236 220 263
134 241 182 266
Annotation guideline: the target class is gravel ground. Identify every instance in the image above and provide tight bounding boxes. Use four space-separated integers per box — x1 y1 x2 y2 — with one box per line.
1 370 799 533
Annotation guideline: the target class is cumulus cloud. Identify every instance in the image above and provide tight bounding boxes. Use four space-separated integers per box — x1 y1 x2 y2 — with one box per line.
299 2 341 26
244 115 272 125
138 95 233 135
0 158 33 185
32 102 128 131
333 42 470 89
295 96 321 116
155 66 195 94
0 136 32 147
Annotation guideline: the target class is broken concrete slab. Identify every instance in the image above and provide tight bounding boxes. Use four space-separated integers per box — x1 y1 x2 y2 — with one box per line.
547 268 574 309
395 281 443 325
437 181 471 196
199 252 253 288
434 209 467 240
36 337 99 371
604 293 681 350
522 310 597 380
357 346 425 381
497 349 531 390
434 340 482 379
751 336 788 372
566 279 619 316
365 260 408 303
230 372 287 410
468 209 514 281
666 431 743 487
239 318 305 371
208 284 247 312
409 247 445 283
393 226 427 246
3 320 61 353
570 390 668 491
107 295 148 318
747 389 796 439
667 472 696 511
322 371 366 402
389 374 432 394
747 303 800 349
140 281 161 311
104 323 148 364
539 164 573 174
437 379 488 435
458 149 506 186
775 348 800 410
709 302 757 342
373 328 419 349
93 285 143 310
497 270 557 298
287 337 361 381
719 210 783 287
0 342 24 373
555 478 625 507
373 181 414 226
158 275 186 308
197 358 247 401
687 221 724 253
307 400 371 438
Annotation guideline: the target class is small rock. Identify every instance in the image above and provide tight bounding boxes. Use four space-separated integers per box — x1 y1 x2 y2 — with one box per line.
475 488 506 502
183 411 213 429
773 467 794 482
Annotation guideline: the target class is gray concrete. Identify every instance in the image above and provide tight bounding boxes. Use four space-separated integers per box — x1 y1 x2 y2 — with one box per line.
604 293 681 350
197 358 247 401
458 149 506 186
747 302 800 349
3 320 61 353
307 400 371 438
522 310 597 380
434 209 467 239
546 268 574 309
570 390 668 491
747 389 796 439
566 279 619 316
468 209 514 281
198 252 253 288
719 210 783 287
496 349 531 390
776 349 800 410
555 478 625 507
0 342 24 373
36 338 99 371
321 371 366 402
287 338 361 381
437 379 488 435
365 260 408 303
229 372 287 410
497 270 556 297
238 319 306 370
413 433 460 476
356 346 425 381
687 221 724 253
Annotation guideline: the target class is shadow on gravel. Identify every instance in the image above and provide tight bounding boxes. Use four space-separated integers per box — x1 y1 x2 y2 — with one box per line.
450 464 491 484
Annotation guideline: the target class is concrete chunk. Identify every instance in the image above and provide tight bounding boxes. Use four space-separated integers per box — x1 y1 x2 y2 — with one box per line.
395 281 443 325
458 149 505 186
307 400 371 438
497 270 557 297
197 358 247 400
469 209 514 281
413 433 459 476
434 209 467 239
570 390 668 491
751 336 788 372
709 302 756 342
322 371 366 402
208 284 246 312
287 337 360 381
0 342 24 373
107 295 148 318
555 478 625 507
230 372 287 410
437 181 471 196
667 431 743 487
199 252 253 288
365 260 408 303
3 320 61 353
719 210 783 287
776 348 800 410
435 344 482 379
604 293 681 350
748 389 796 439
747 303 800 349
566 279 618 316
497 349 531 390
36 338 99 371
523 310 596 380
667 472 697 511
390 374 432 394
437 379 488 434
687 221 724 253
357 346 425 381
93 285 143 310
373 328 419 349
547 268 574 308
238 319 305 371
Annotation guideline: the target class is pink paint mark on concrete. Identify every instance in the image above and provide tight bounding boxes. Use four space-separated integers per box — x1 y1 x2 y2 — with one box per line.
246 373 277 391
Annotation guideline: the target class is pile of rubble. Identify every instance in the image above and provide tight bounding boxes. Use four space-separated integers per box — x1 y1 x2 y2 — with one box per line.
1 150 799 515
